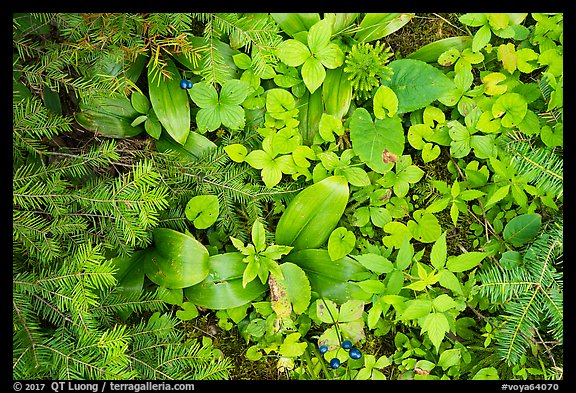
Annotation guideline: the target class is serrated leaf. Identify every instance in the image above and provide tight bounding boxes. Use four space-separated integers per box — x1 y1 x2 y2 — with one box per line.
485 184 510 208
439 269 463 295
432 294 457 313
437 348 461 370
398 299 432 321
421 312 450 352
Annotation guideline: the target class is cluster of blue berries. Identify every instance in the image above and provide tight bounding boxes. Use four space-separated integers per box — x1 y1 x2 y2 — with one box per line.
319 340 362 369
179 79 193 89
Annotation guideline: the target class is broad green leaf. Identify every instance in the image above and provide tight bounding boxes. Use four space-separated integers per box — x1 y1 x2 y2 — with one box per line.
220 79 250 105
421 312 450 352
342 167 371 187
476 111 502 133
148 59 190 144
328 227 356 261
357 279 386 294
398 165 424 184
472 367 500 380
459 13 487 27
224 143 248 162
266 88 296 117
422 143 441 163
302 56 326 93
307 18 331 53
482 72 508 96
497 43 517 73
349 108 404 173
196 105 221 132
503 213 542 246
398 299 432 321
430 232 447 270
316 299 339 323
516 48 539 73
439 269 463 295
131 90 150 114
383 221 412 249
277 39 310 66
354 13 413 42
219 103 245 130
472 25 492 53
492 93 527 127
396 237 414 270
280 262 311 314
437 348 461 370
275 176 349 251
261 160 282 188
339 299 365 322
319 113 343 142
144 228 210 289
446 251 488 273
370 207 392 228
246 345 263 361
438 48 460 67
373 85 398 119
185 195 219 229
381 59 457 114
189 81 218 108
185 252 267 309
448 120 471 158
317 43 344 69
251 220 266 252
157 286 183 306
176 302 199 321
279 333 308 357
353 253 394 274
432 294 457 313
408 211 442 243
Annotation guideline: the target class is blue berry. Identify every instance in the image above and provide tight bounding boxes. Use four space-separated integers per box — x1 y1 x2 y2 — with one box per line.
180 79 188 89
329 358 340 369
186 80 193 89
341 340 352 350
319 345 328 354
349 347 362 360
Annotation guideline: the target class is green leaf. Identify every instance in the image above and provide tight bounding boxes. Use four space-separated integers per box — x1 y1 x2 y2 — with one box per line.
408 211 442 243
221 79 250 105
319 113 343 142
144 116 162 140
485 184 510 208
232 52 253 70
381 59 457 114
275 176 349 251
432 294 457 313
437 348 461 370
328 227 356 261
184 252 267 309
301 56 325 93
446 251 488 273
280 262 311 314
373 85 398 118
339 299 364 322
224 143 248 162
447 120 471 158
349 108 404 173
399 299 432 321
131 90 150 114
148 59 190 144
144 228 210 289
157 286 183 306
354 253 394 274
279 333 308 357
317 43 344 69
251 220 266 252
185 195 219 229
396 237 414 270
421 312 450 352
277 39 310 66
422 143 441 163
439 269 463 295
316 299 339 323
246 345 263 361
472 367 500 380
492 93 527 128
430 232 447 270
176 302 199 321
307 18 331 53
502 213 542 246
195 105 221 132
472 24 492 52
383 221 412 249
342 167 371 187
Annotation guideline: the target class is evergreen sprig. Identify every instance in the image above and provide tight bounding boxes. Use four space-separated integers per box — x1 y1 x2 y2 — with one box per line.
477 218 563 365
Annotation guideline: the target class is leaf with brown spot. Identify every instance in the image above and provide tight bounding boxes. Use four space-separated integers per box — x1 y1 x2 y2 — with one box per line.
382 149 398 164
268 273 292 319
